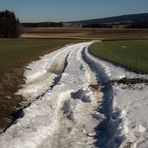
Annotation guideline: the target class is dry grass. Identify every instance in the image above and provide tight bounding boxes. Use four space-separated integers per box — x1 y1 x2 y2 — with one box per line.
21 27 148 41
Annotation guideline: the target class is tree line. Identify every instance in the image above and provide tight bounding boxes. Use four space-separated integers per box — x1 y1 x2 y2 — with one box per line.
0 10 21 38
22 22 63 27
0 10 147 38
82 21 148 28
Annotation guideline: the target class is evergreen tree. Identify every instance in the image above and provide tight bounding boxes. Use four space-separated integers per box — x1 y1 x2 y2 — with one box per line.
0 10 21 38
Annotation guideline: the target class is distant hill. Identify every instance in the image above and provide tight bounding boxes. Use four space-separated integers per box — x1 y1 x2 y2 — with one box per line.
22 13 148 28
69 13 148 25
67 13 148 28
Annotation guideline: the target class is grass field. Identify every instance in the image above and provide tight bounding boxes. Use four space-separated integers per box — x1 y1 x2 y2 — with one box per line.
0 39 78 67
86 31 148 40
89 40 148 74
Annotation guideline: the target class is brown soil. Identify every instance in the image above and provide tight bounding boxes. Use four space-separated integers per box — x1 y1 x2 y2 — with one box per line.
0 67 25 132
20 33 87 38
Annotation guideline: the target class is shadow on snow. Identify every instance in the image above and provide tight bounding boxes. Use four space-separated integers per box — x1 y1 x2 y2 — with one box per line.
82 48 123 148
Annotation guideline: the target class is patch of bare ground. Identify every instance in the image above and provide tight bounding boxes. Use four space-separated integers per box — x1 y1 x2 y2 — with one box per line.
20 33 88 39
0 67 24 132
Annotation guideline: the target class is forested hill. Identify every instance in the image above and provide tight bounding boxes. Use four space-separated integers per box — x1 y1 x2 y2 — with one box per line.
67 13 148 28
69 13 148 25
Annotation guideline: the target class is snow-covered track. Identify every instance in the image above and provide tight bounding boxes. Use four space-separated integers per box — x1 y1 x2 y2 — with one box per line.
0 42 148 148
0 42 102 148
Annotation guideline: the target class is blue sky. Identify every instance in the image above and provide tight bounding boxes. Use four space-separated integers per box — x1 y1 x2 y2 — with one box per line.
0 0 148 22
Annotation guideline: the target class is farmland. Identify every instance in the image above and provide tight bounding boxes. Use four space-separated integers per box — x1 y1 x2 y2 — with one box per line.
21 27 148 40
1 29 148 126
1 40 148 147
0 27 148 145
89 40 148 73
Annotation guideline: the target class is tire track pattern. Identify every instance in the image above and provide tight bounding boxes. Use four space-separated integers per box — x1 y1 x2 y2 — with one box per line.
82 48 122 148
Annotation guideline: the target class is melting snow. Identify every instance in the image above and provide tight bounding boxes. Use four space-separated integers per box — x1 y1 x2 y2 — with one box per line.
0 41 148 148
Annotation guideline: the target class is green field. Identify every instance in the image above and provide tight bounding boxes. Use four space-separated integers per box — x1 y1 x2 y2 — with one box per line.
0 39 77 67
89 40 148 73
86 32 148 40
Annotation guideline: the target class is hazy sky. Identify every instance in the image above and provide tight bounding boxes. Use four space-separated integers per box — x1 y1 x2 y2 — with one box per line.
0 0 148 22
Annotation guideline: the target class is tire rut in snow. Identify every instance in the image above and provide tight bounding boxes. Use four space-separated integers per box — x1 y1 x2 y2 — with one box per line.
39 45 100 148
82 48 123 148
45 89 97 148
50 52 70 90
71 88 90 102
